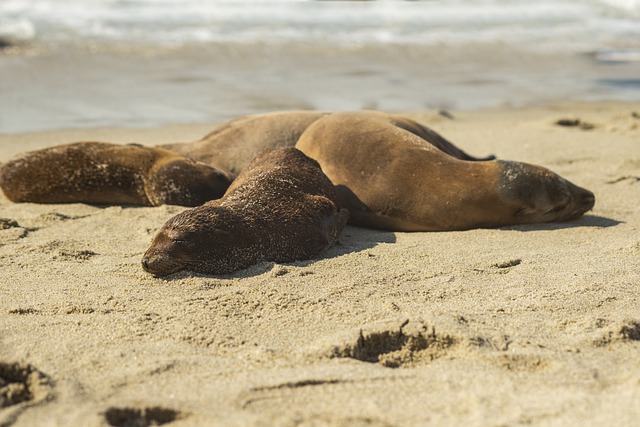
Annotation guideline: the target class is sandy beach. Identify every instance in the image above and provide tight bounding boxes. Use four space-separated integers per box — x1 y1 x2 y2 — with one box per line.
1 102 639 426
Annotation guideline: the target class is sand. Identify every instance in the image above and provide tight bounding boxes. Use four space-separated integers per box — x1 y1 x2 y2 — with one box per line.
1 102 639 427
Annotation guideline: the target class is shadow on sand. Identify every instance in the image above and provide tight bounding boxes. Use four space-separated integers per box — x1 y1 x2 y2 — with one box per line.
156 214 618 281
498 214 622 232
157 225 397 281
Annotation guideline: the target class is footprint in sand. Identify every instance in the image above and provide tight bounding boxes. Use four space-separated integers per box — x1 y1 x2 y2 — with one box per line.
239 380 395 426
555 118 596 130
103 406 182 427
311 318 465 369
0 362 51 409
606 158 640 185
339 320 457 368
492 353 552 373
0 217 28 241
34 212 87 224
593 319 640 347
8 308 41 315
35 240 98 261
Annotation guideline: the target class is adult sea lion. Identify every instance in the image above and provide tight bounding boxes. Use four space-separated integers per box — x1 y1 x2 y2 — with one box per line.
0 142 231 206
158 110 492 176
160 110 330 178
141 147 349 277
294 112 595 231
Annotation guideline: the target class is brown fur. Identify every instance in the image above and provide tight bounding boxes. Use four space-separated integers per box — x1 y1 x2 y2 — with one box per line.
159 110 329 178
295 112 595 231
1 111 595 232
158 110 492 176
142 147 349 277
0 142 231 206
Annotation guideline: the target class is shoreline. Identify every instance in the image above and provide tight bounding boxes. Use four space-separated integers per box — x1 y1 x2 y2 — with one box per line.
2 41 639 134
1 102 639 426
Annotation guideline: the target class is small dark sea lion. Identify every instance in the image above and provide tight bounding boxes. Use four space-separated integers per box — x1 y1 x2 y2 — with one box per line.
142 147 349 277
0 142 231 206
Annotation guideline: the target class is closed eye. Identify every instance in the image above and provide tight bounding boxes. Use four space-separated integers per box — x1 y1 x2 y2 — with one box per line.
515 206 537 216
545 203 568 215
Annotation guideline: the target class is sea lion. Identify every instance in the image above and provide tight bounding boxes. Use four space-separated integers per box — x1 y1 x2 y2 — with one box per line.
160 110 330 178
141 147 349 277
295 111 595 231
1 111 595 232
158 110 493 176
0 142 231 206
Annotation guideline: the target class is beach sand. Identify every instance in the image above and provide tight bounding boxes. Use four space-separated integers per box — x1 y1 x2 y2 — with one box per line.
1 102 639 426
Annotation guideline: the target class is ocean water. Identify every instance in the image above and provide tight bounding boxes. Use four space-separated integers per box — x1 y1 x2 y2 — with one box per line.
1 0 640 133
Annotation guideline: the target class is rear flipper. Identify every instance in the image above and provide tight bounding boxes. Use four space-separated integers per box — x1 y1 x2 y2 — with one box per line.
319 205 350 246
393 116 496 161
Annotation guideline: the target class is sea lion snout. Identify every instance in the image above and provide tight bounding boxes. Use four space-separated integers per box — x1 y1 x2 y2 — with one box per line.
140 253 183 277
141 257 151 272
564 186 595 220
141 241 185 277
500 161 595 223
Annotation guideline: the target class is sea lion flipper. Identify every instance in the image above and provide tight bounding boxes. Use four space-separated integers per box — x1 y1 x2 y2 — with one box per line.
145 158 231 207
311 197 349 246
391 115 494 161
337 208 349 231
0 142 231 207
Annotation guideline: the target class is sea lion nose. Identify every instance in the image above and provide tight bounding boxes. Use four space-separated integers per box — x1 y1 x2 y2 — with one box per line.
581 189 595 210
141 257 150 272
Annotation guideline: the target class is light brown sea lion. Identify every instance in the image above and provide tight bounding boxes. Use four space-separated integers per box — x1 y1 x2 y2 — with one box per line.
295 111 595 231
160 110 330 178
158 110 493 176
0 142 231 207
141 147 349 277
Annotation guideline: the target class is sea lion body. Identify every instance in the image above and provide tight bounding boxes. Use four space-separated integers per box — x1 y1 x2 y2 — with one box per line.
1 111 595 232
295 112 595 231
160 110 330 178
142 147 349 277
0 142 231 207
159 110 492 176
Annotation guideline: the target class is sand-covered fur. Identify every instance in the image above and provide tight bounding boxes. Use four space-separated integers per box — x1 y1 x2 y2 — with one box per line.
0 142 231 207
142 147 348 276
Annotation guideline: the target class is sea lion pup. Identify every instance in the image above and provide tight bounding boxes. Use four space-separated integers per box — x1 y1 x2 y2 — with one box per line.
295 112 595 231
141 147 349 277
0 142 231 206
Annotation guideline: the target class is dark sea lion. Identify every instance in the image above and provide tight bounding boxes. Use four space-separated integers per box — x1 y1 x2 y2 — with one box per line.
0 142 231 206
141 147 349 277
295 112 595 231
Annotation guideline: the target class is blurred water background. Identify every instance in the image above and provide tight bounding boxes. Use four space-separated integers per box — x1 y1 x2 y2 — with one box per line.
1 0 639 133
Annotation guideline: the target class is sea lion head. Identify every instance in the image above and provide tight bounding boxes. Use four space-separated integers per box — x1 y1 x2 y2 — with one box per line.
145 159 232 207
141 205 250 277
498 161 595 224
